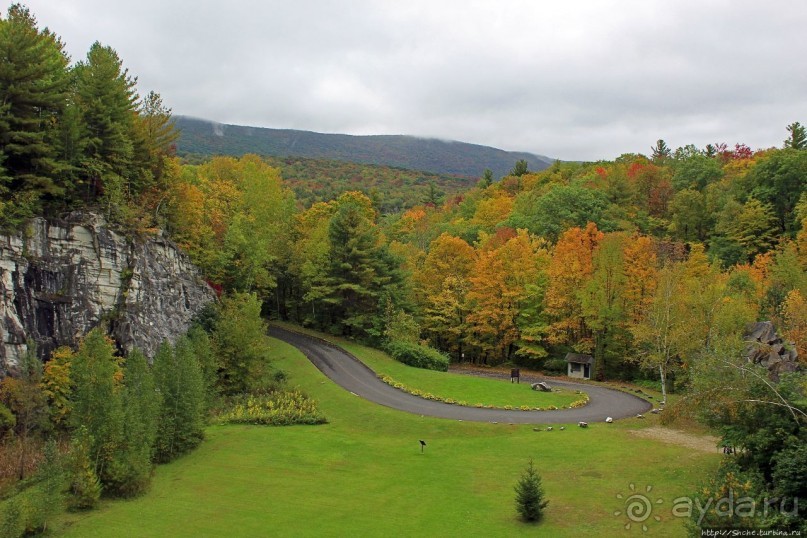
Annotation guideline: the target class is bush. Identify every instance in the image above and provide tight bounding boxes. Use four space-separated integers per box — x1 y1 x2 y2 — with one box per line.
384 340 449 371
543 359 567 374
217 390 327 426
514 459 549 522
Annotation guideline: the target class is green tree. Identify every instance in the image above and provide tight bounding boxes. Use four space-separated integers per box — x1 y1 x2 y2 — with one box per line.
749 149 807 235
784 121 806 150
73 41 139 214
132 90 178 184
508 183 613 243
153 339 205 462
323 192 400 338
581 233 628 379
69 329 124 486
510 159 528 177
668 188 713 241
0 4 71 223
514 459 549 522
727 198 779 262
106 349 159 497
671 152 722 191
629 263 689 404
213 292 273 395
187 324 218 410
479 168 494 188
220 155 295 294
66 428 101 510
651 139 671 162
25 439 65 532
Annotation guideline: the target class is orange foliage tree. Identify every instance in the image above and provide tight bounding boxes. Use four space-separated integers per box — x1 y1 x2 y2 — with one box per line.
545 223 603 352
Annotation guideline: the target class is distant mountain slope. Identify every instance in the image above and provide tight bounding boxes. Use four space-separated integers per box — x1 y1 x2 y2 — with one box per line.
175 116 555 178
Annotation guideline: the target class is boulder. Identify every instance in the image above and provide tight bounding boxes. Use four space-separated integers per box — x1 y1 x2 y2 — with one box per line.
744 321 800 381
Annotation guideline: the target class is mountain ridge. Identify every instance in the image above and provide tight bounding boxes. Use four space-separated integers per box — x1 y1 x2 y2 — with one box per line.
174 116 556 177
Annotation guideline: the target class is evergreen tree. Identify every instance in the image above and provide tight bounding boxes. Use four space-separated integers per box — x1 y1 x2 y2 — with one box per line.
324 194 401 338
514 459 549 522
105 349 159 497
0 4 71 223
73 41 139 212
784 121 806 150
132 90 178 185
510 159 529 177
422 182 444 206
651 139 671 162
479 168 494 188
153 339 205 463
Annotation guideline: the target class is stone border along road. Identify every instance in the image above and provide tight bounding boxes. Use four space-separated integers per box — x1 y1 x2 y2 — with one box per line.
270 326 652 424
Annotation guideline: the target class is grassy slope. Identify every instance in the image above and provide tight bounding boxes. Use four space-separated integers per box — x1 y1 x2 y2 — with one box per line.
327 336 581 409
56 337 718 537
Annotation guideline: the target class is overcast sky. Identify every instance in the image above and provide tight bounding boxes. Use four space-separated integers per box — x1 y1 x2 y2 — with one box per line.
10 1 807 160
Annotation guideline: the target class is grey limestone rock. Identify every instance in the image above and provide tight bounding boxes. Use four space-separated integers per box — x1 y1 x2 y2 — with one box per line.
0 213 215 375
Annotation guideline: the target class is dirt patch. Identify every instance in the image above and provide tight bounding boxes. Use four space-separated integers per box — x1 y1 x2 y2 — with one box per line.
629 426 721 453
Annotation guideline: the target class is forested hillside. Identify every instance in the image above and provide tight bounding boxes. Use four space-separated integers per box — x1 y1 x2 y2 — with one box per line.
257 156 475 213
174 115 554 178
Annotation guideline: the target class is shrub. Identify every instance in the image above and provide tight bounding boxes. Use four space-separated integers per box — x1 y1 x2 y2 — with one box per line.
384 340 449 371
0 496 25 538
217 390 327 426
514 459 549 522
543 359 567 374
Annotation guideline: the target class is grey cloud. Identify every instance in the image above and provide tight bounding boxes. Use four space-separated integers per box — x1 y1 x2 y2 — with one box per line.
15 0 807 161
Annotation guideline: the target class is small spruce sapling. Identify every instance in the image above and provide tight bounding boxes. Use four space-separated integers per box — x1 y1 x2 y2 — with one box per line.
514 459 549 522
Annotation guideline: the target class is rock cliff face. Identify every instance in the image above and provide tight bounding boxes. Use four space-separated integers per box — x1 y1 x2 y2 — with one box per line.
0 213 215 375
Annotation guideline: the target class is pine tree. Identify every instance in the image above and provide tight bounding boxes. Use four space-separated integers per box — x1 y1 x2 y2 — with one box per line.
651 139 671 162
479 168 494 188
73 41 139 212
510 159 528 177
784 122 806 150
0 4 71 223
514 459 549 522
324 192 399 338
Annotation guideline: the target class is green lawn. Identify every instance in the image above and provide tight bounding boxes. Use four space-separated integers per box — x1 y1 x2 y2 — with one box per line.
273 322 582 409
54 335 719 537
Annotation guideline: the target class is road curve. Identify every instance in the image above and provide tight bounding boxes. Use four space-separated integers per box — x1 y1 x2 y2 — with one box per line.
270 326 651 424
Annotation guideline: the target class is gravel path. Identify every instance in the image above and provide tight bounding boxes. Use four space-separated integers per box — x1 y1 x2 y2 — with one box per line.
270 326 651 424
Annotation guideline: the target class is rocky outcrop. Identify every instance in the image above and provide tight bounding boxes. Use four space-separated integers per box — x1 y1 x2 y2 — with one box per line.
0 213 216 375
745 321 800 381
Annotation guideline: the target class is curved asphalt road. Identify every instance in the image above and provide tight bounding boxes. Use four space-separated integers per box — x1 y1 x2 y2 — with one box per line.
270 326 651 424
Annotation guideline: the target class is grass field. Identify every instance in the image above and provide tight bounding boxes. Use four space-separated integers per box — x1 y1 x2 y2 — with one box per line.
273 322 582 409
54 335 720 537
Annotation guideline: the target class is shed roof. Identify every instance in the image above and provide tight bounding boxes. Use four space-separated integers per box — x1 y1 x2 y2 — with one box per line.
564 353 593 365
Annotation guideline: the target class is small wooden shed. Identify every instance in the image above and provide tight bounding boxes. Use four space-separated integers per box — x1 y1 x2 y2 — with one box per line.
565 353 593 380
